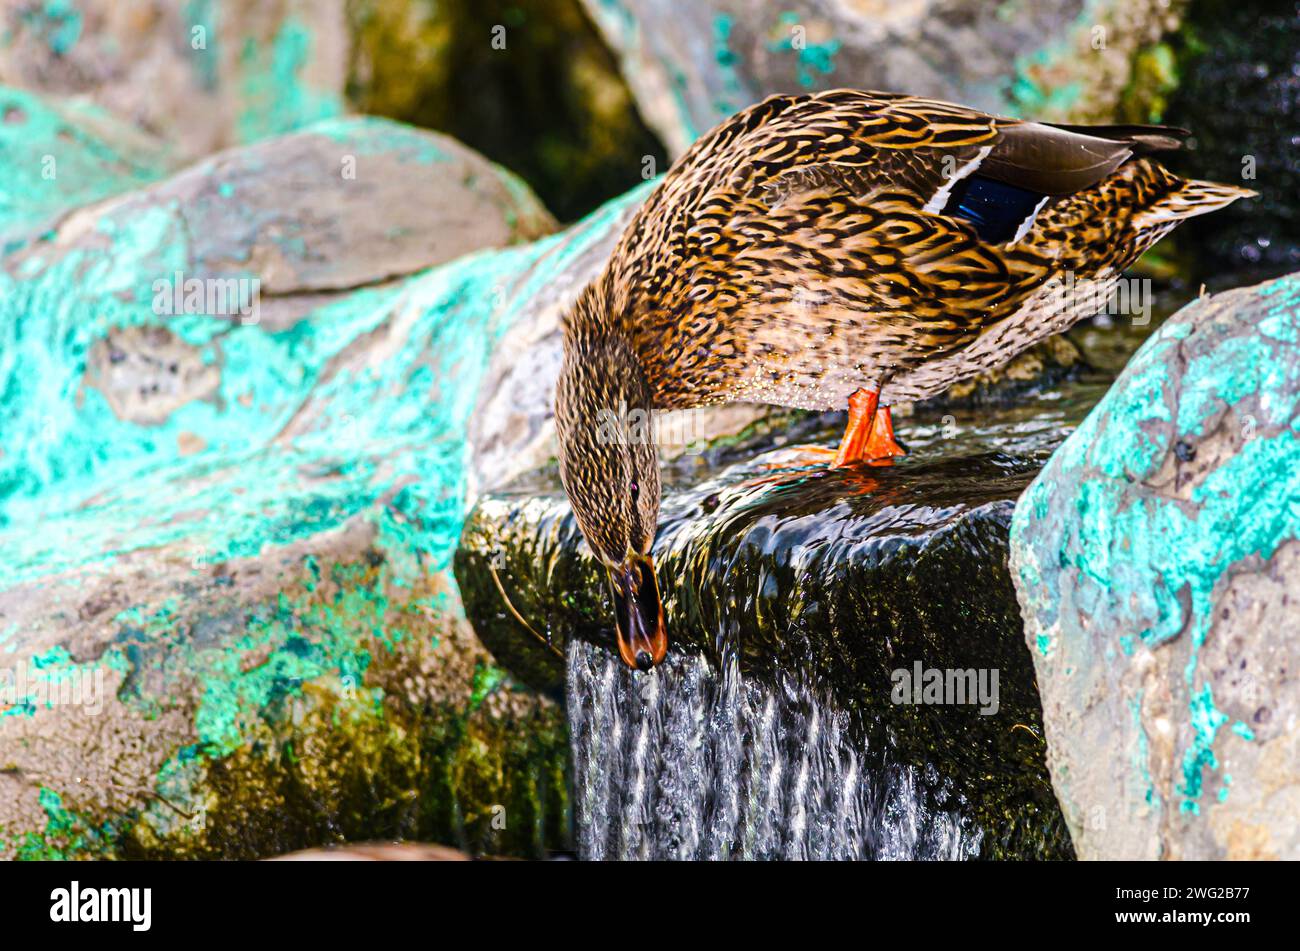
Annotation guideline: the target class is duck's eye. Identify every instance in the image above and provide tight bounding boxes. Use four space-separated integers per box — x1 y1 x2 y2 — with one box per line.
630 481 640 503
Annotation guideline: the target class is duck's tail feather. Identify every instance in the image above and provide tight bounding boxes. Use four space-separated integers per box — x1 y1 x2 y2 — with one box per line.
1132 177 1258 227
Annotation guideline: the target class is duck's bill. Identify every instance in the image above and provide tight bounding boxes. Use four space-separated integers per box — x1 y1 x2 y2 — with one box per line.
608 553 668 671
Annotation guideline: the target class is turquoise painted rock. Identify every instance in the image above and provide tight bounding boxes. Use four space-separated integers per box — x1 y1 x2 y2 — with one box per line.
1011 272 1300 859
582 0 1182 156
1 114 554 523
0 1 348 162
0 86 174 249
0 117 579 860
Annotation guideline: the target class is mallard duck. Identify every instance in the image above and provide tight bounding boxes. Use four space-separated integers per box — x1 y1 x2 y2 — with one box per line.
554 88 1253 671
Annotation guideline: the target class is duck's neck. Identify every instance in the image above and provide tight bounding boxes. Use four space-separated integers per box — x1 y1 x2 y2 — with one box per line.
562 326 652 410
565 273 624 338
561 276 652 406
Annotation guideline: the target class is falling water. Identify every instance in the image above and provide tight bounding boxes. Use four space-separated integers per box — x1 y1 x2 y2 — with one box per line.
567 640 984 860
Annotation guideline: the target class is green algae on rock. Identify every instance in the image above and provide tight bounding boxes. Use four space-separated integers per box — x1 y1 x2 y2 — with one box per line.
1010 272 1300 859
0 119 626 860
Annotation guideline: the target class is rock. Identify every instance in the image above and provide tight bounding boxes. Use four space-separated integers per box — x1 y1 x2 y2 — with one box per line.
1165 0 1300 280
6 114 554 331
0 547 569 860
0 1 667 223
454 381 1129 857
581 0 1183 157
0 86 174 248
0 0 348 162
1010 272 1300 860
0 117 566 860
1 115 555 521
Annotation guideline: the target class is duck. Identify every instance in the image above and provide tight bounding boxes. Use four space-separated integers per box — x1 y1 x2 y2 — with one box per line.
553 88 1254 672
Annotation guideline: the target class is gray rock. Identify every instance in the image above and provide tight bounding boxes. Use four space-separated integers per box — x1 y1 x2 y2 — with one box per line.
582 0 1182 156
8 115 555 336
1011 272 1300 860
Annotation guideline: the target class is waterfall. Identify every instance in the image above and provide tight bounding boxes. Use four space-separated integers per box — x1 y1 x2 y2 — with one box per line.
567 640 984 860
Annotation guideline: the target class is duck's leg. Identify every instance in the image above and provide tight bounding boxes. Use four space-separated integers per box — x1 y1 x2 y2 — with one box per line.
863 404 908 461
754 387 905 474
831 387 880 467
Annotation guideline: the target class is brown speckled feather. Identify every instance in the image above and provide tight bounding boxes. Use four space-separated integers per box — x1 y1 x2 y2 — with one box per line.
575 89 1253 410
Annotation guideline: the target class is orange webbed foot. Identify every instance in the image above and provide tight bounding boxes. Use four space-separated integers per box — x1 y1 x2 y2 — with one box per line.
830 389 907 467
832 388 880 467
748 390 906 483
861 405 907 464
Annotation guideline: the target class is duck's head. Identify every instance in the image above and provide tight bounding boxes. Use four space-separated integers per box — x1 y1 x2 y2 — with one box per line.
555 314 667 672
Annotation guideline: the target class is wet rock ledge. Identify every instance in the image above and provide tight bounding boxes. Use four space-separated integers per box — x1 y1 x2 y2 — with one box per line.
455 385 1118 859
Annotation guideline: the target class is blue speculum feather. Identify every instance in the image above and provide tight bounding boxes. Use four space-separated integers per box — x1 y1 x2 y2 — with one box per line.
943 174 1046 243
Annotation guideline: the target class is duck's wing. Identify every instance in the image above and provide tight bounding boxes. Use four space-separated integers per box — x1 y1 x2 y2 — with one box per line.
618 90 1201 410
749 92 1184 218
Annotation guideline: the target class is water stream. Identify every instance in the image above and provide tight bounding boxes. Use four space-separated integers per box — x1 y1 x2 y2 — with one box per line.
567 640 983 860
